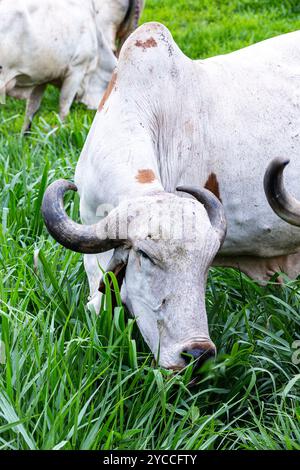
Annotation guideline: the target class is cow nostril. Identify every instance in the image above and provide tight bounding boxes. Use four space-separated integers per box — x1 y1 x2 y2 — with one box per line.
181 346 216 368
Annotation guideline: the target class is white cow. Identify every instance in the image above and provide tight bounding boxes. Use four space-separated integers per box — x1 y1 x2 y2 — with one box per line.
42 23 300 371
0 0 143 132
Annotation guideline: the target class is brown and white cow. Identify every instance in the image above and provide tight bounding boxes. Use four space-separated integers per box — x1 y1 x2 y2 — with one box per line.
42 23 300 371
0 0 143 132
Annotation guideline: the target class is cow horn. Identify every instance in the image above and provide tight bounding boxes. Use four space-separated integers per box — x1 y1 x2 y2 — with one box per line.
176 185 227 244
42 179 124 253
264 157 300 227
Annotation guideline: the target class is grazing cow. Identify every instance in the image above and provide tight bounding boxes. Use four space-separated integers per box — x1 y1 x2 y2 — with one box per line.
0 0 142 132
42 23 300 371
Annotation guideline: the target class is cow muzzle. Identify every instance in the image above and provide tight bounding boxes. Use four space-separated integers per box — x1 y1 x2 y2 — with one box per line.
181 342 216 370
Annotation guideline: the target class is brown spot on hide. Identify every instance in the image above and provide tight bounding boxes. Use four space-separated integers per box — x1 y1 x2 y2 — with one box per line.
136 169 156 184
135 37 157 50
98 71 117 112
204 172 222 202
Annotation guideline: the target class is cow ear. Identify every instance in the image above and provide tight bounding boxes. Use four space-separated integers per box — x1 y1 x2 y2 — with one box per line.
98 248 129 294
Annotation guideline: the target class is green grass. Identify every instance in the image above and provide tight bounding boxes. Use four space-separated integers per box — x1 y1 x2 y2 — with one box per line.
1 0 300 450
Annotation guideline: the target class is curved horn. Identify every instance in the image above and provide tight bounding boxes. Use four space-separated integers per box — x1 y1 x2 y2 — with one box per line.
264 157 300 227
176 185 227 244
42 179 123 253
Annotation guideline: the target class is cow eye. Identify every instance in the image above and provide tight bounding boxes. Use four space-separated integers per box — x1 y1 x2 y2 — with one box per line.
136 249 153 263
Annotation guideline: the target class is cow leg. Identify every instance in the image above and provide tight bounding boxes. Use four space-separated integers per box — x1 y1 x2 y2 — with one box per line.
84 250 114 314
22 84 46 134
59 70 85 121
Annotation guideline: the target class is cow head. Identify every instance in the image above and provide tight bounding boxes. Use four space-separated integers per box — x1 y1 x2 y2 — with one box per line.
42 181 226 370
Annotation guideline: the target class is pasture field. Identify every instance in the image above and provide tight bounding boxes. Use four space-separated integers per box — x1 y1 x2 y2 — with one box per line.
1 0 300 450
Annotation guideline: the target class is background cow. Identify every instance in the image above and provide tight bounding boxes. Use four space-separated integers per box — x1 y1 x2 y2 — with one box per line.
98 0 145 54
0 0 143 133
42 23 300 370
